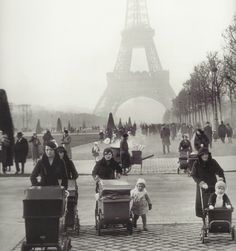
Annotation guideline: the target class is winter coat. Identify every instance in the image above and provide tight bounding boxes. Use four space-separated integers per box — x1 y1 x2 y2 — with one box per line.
61 135 72 159
179 139 192 152
42 132 54 147
191 155 225 217
120 139 131 168
204 125 212 143
160 127 170 146
63 158 79 179
14 137 29 163
30 154 68 188
208 193 232 208
29 136 41 160
130 188 152 216
218 124 227 138
194 132 209 151
226 125 233 137
92 157 122 180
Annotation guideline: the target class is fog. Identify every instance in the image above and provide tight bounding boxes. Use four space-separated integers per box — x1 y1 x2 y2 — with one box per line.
0 0 235 121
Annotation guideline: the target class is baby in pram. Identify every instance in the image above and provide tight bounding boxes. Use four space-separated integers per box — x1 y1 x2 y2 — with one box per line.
208 180 232 210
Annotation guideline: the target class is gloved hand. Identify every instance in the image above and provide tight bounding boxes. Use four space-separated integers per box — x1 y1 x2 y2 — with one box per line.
209 205 214 210
199 181 208 189
226 204 232 209
149 204 152 210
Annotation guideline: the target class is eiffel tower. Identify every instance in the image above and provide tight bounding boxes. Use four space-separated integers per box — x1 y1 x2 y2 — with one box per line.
94 0 175 117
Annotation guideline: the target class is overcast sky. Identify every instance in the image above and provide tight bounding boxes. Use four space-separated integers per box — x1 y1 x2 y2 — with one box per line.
0 0 235 119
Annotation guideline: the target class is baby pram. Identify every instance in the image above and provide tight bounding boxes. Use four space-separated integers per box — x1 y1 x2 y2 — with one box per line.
21 186 71 251
95 179 133 236
199 185 235 243
177 150 189 174
64 179 80 234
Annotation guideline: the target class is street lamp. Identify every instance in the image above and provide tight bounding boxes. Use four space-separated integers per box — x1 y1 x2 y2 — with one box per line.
211 64 219 132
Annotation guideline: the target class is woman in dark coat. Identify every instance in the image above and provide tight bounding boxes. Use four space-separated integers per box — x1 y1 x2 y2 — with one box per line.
56 146 78 180
92 148 122 192
30 142 68 189
191 147 225 218
0 89 15 173
120 133 131 175
193 129 209 152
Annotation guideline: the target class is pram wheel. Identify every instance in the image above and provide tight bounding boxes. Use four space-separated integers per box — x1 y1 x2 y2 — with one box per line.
200 228 206 243
62 238 71 251
74 215 80 235
20 242 31 251
232 225 235 241
127 221 133 235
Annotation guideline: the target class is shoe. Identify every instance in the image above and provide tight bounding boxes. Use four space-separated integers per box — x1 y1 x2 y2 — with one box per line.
143 227 148 231
15 171 19 175
133 223 137 228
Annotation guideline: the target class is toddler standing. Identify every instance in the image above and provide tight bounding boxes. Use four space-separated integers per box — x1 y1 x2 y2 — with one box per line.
130 178 152 231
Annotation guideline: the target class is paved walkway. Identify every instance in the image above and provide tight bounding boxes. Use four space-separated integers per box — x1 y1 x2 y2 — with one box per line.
12 223 236 251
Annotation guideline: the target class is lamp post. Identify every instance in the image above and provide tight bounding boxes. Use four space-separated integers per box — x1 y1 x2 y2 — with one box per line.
211 64 219 133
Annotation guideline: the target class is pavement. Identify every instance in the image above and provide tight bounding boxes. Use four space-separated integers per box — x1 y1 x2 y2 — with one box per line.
1 143 236 251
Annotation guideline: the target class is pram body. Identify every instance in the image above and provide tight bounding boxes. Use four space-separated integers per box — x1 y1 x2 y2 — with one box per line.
199 186 235 243
95 179 133 235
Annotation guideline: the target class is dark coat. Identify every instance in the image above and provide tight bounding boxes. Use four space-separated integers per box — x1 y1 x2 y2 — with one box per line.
208 193 232 208
120 139 131 168
191 155 225 217
14 137 29 163
179 139 192 152
29 136 41 160
92 157 122 180
160 127 170 146
30 154 68 188
63 158 79 179
226 125 233 137
204 125 212 142
194 131 209 151
218 124 227 138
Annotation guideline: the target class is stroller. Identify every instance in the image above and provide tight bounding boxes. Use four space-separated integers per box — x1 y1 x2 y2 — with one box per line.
21 186 71 251
95 179 133 236
64 179 80 234
199 185 235 243
177 150 189 174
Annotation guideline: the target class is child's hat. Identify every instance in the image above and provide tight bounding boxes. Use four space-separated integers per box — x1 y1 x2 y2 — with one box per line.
136 178 146 186
215 180 226 190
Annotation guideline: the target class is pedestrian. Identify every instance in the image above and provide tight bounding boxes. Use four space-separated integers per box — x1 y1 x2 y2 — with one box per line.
191 147 225 219
130 178 152 231
120 133 131 175
160 124 171 154
14 132 29 174
42 129 54 148
99 129 104 143
61 129 72 159
218 121 227 143
92 142 100 162
226 123 233 143
28 132 41 165
178 134 192 153
30 141 68 188
208 180 232 210
56 146 78 180
92 148 122 192
193 129 209 152
0 89 14 174
203 122 213 148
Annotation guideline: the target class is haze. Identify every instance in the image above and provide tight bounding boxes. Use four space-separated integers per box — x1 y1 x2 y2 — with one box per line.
0 0 235 122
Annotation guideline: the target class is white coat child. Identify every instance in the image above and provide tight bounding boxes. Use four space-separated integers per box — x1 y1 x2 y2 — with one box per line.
130 178 152 231
208 180 232 210
92 142 100 162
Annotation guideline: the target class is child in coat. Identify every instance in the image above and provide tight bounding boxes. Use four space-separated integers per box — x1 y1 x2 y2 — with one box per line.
130 178 152 231
208 180 232 209
92 142 100 162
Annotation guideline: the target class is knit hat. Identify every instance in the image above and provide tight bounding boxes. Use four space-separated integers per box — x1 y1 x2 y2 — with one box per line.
56 146 66 153
123 133 128 138
103 148 113 156
136 178 146 187
45 141 57 150
215 180 226 190
198 147 210 156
